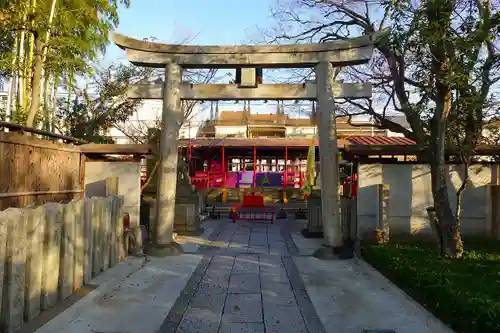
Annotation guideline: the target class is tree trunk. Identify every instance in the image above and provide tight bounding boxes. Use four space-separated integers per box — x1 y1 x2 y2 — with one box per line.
26 37 43 127
429 158 462 257
429 91 464 258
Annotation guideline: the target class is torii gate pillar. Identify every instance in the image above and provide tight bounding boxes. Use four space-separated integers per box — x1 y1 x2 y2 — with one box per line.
150 62 184 256
313 61 343 259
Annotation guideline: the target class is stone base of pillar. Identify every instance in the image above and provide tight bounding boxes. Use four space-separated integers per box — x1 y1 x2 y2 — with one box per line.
146 241 183 257
301 229 323 239
312 243 354 260
176 227 205 236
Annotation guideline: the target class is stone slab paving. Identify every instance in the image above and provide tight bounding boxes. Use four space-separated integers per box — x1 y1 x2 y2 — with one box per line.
159 220 326 333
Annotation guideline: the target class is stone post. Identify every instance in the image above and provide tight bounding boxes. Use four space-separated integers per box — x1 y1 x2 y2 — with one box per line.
91 198 103 276
151 61 183 256
24 206 45 322
41 203 62 310
313 61 343 260
2 208 26 332
73 199 84 291
59 202 76 300
83 199 93 283
376 184 390 243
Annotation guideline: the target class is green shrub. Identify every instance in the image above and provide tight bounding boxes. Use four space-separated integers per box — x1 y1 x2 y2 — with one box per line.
362 238 500 333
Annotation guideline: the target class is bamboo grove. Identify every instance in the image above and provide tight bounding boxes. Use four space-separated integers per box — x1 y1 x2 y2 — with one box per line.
0 0 130 128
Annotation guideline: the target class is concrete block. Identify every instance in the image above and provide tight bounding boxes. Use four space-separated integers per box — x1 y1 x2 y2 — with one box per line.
190 282 226 310
174 203 200 235
263 304 307 333
222 293 262 323
228 274 261 294
115 196 125 262
83 199 93 283
218 323 265 333
249 233 268 246
247 245 268 254
24 206 45 322
176 307 220 333
73 200 85 291
59 202 76 300
232 256 259 274
0 211 8 319
92 198 103 276
269 242 289 256
261 281 295 306
2 208 26 332
109 197 117 268
102 198 111 270
41 203 62 310
259 263 288 284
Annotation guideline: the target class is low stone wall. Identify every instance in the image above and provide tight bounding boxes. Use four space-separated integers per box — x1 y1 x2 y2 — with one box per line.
0 196 125 332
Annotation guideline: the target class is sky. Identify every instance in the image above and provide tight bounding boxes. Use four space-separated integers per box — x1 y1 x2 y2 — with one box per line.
103 0 274 65
102 0 295 117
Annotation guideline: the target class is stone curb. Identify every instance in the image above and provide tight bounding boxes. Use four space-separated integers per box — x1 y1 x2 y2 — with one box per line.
353 256 457 333
35 257 148 333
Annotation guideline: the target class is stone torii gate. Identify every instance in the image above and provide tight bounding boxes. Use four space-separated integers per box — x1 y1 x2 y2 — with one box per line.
112 33 375 257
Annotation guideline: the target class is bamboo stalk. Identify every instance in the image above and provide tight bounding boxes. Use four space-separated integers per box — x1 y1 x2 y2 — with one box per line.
39 0 57 94
25 0 37 111
17 2 28 114
43 74 50 130
17 29 26 113
26 0 58 127
50 75 59 132
6 34 19 123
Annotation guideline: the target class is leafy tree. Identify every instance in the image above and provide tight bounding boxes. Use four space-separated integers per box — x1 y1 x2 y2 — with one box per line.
266 0 499 257
0 0 131 126
55 59 220 145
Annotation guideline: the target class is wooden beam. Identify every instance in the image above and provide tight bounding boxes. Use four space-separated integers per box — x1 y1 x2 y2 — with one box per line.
124 47 374 69
127 83 372 100
78 144 153 155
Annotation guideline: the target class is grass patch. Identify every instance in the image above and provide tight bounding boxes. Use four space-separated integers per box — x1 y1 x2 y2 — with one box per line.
361 237 500 333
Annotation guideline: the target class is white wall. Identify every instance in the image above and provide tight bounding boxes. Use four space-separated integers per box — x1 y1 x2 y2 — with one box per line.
84 161 141 228
357 163 496 236
108 100 204 142
285 126 316 137
215 125 247 137
387 131 405 137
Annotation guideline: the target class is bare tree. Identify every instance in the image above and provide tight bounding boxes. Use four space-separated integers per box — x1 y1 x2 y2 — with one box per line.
111 66 220 144
264 0 500 257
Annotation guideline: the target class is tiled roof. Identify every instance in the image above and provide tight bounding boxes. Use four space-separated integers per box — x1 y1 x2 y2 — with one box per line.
179 137 348 148
346 136 416 145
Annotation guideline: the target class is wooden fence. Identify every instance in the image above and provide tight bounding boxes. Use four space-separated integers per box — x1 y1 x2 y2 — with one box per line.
0 132 84 210
0 196 125 332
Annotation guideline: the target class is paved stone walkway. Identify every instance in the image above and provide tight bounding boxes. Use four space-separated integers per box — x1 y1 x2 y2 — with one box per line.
159 221 326 333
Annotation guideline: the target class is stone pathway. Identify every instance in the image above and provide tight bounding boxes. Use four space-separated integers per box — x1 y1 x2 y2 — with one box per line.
31 217 455 333
159 221 326 333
